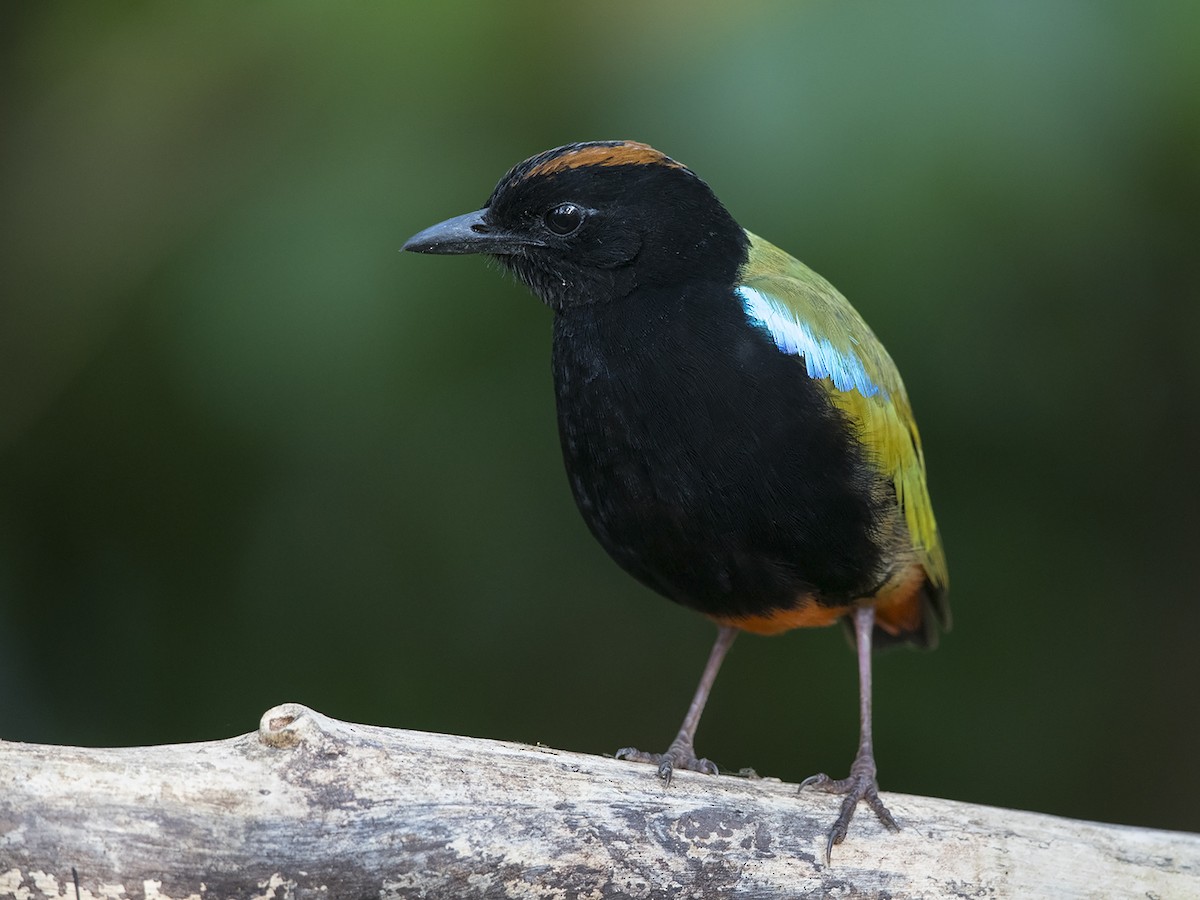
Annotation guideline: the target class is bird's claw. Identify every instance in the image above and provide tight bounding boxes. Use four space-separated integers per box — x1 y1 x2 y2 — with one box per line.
801 765 899 863
616 743 718 784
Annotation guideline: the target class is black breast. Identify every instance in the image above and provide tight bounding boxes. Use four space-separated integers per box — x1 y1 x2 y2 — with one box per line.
551 282 886 619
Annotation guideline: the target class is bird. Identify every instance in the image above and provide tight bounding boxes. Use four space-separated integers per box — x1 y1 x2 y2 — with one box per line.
403 140 948 859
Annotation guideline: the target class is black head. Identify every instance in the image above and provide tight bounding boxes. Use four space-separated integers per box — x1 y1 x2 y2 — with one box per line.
403 141 749 310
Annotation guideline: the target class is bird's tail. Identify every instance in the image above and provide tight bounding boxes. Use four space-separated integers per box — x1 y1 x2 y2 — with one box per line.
852 565 950 650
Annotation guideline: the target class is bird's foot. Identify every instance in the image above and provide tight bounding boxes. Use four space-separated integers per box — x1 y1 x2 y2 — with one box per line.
800 752 898 862
615 737 718 784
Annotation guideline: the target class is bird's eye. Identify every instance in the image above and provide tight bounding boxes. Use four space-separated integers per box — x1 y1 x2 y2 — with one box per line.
544 203 585 236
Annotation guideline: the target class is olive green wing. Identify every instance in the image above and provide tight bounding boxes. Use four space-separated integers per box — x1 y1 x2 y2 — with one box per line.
735 231 948 594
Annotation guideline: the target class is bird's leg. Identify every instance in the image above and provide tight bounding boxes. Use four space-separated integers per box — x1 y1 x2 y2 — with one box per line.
616 624 738 783
801 605 899 861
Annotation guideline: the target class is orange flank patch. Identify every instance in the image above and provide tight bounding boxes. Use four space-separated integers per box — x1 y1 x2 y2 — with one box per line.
709 563 930 638
710 596 853 636
871 563 928 637
526 141 684 179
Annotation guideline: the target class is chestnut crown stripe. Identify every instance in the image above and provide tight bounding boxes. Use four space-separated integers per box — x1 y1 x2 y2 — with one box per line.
524 141 686 179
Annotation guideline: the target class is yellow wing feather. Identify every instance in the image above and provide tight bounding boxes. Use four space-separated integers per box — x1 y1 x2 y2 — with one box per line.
738 232 948 591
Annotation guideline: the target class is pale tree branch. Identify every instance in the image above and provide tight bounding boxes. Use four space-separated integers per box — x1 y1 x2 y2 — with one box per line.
1 703 1196 899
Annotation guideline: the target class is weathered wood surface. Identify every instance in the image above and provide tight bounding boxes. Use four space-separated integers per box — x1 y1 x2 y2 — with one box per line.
1 702 1196 899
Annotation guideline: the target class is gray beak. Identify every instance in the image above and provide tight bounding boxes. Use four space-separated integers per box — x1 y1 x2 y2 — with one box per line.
402 209 543 255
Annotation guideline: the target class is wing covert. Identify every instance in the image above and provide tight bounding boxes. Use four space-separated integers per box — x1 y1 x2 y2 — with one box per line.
736 232 948 591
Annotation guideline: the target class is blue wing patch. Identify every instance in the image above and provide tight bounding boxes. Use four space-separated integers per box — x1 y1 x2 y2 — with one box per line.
736 285 883 399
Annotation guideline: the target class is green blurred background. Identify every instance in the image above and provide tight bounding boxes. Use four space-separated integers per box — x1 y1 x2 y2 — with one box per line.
2 1 1198 833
